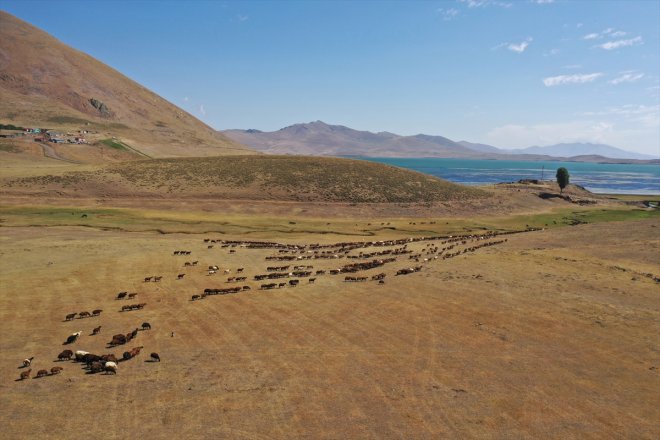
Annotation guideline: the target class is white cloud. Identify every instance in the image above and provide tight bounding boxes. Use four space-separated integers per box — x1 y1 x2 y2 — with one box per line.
183 96 189 102
562 64 582 69
583 28 628 41
485 117 659 155
581 104 659 128
459 0 512 8
237 14 248 22
199 105 206 116
531 0 554 4
609 72 644 85
576 23 583 28
543 73 603 87
543 48 560 56
487 121 614 147
437 8 459 20
507 38 532 53
597 36 643 50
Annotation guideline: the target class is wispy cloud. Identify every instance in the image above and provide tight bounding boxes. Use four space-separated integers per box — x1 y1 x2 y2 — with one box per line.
507 37 532 53
459 0 512 8
183 96 189 102
562 64 582 69
583 27 625 40
543 73 603 87
597 36 643 50
437 8 459 20
609 72 644 85
199 105 206 116
237 14 249 22
531 0 555 4
543 48 560 57
580 104 659 128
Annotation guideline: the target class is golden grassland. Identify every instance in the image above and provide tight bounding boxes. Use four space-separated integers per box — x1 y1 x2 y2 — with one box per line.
1 213 658 439
1 152 659 439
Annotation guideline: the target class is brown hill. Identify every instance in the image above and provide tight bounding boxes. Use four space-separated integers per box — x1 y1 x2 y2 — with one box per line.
1 155 487 203
0 11 252 158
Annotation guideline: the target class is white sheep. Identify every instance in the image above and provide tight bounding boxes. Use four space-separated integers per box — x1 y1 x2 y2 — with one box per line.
104 361 118 374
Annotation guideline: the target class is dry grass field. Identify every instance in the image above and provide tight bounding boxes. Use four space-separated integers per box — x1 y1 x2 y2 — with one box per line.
1 206 658 439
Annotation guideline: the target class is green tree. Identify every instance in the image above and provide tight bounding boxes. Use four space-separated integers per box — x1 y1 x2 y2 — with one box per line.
556 167 569 193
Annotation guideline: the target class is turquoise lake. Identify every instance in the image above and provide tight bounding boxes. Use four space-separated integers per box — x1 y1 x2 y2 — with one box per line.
359 157 660 195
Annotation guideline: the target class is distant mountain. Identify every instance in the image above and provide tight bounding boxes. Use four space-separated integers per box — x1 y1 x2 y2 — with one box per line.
458 141 501 154
223 121 658 163
223 121 483 158
506 143 657 161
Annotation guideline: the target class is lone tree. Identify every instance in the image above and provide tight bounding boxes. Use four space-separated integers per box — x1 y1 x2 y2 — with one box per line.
556 167 570 193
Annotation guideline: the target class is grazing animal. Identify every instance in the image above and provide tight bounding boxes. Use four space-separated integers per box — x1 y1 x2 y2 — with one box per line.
104 361 118 374
90 361 104 374
177 274 185 280
191 295 201 301
92 326 102 335
78 311 91 318
150 352 160 362
208 270 216 275
122 351 132 361
116 292 127 300
50 366 63 375
65 313 76 321
74 350 90 362
58 350 73 361
20 369 31 380
128 293 138 299
141 322 151 331
22 357 34 367
92 309 102 316
154 276 162 282
36 369 49 378
101 354 118 363
64 331 82 345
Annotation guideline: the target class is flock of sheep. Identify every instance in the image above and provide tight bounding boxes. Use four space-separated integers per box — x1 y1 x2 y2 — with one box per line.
17 228 529 382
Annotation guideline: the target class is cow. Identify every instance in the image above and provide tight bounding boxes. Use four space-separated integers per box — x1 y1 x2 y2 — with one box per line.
116 292 127 300
128 293 138 299
78 311 91 318
92 309 102 316
36 369 49 378
90 361 104 374
191 294 201 301
50 366 64 375
58 350 73 361
65 313 76 321
92 326 102 335
150 352 160 362
177 274 185 280
141 322 151 331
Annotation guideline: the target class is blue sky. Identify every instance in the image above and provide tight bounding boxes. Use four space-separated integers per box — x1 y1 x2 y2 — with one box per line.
1 0 659 155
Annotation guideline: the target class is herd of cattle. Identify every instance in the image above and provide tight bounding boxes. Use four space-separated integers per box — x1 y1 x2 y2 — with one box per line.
18 227 538 381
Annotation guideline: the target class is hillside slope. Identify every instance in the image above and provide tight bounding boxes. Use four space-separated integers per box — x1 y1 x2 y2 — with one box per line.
0 11 251 158
1 155 487 203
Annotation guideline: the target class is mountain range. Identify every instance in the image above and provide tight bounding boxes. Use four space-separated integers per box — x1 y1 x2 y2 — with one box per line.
224 121 659 163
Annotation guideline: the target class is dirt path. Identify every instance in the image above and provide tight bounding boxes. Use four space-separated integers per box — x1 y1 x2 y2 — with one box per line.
39 142 81 163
